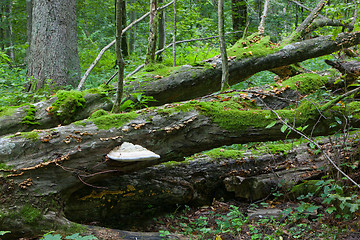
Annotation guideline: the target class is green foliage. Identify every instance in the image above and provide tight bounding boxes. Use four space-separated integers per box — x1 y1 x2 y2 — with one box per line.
41 232 97 240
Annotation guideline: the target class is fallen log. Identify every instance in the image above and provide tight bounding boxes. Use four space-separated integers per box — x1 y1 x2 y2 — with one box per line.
126 31 360 104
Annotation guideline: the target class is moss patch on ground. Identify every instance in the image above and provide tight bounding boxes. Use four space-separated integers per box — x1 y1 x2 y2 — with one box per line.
227 34 280 60
282 73 329 94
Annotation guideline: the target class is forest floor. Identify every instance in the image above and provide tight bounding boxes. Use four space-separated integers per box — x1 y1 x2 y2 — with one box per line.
144 198 360 240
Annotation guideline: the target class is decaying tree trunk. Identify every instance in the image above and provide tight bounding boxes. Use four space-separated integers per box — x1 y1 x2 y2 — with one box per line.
126 31 360 104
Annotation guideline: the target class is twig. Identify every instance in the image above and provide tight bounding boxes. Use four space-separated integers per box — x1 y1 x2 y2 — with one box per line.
269 108 360 189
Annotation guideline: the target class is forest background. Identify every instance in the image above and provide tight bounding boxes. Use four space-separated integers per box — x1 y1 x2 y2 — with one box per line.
1 0 360 239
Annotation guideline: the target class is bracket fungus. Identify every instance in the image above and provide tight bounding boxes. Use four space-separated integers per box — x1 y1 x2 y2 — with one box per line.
107 142 160 162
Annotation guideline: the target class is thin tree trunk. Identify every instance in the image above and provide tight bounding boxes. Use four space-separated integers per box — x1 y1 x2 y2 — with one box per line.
112 0 126 113
6 0 14 60
128 0 136 54
173 0 176 67
145 0 157 65
121 0 129 57
258 0 269 35
218 0 229 90
0 2 5 51
26 0 32 51
156 0 166 61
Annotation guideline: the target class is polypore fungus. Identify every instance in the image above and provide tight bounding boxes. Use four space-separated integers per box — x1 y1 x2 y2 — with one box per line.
107 142 160 162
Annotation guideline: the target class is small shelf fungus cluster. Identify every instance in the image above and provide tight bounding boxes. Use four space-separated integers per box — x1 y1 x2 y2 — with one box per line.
107 142 160 162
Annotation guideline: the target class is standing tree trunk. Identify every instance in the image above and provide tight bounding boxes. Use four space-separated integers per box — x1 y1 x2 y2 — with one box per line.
26 0 32 51
112 0 125 113
218 0 229 91
231 0 247 40
27 0 81 91
121 0 129 57
156 0 166 61
172 0 176 67
0 0 13 59
145 0 157 65
128 0 136 54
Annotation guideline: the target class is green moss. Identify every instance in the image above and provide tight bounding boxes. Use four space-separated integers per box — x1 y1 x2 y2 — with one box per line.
50 90 86 124
90 112 139 130
21 104 40 125
89 109 109 119
290 180 321 198
127 63 181 83
0 106 18 119
206 149 244 159
196 101 289 131
282 73 329 94
0 163 13 170
2 204 44 224
73 120 87 127
20 131 39 141
85 84 114 96
227 34 280 60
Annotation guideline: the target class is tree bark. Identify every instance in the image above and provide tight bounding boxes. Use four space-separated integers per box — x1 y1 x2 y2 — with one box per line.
112 0 126 113
26 0 32 52
128 0 136 54
218 0 229 90
121 0 129 57
257 0 269 35
156 0 166 61
172 0 176 66
27 0 81 90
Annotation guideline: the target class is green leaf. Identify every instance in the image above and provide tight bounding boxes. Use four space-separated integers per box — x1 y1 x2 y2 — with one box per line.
331 27 342 41
325 206 336 214
0 231 10 236
335 117 342 125
65 233 98 240
280 124 288 133
41 234 63 240
119 99 134 111
349 203 359 213
265 121 277 128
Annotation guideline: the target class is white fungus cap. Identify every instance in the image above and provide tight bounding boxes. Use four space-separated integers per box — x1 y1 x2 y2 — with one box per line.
107 142 160 162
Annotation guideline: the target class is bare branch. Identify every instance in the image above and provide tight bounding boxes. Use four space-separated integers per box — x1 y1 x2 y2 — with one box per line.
286 0 327 42
258 0 270 35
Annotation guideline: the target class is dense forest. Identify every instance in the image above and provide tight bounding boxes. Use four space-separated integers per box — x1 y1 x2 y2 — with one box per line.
1 0 360 239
